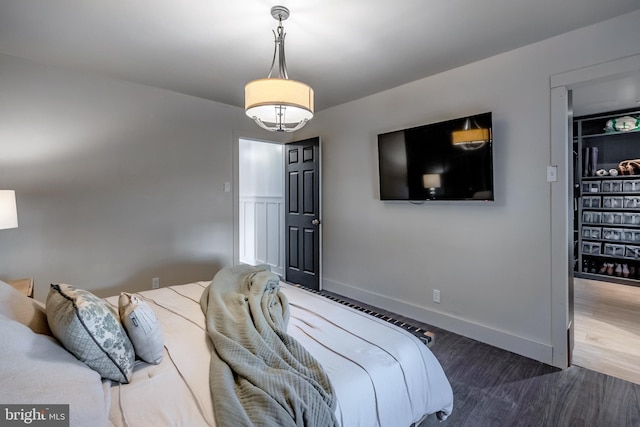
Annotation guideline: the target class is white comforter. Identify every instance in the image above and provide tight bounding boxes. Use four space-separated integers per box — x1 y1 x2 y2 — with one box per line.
106 281 453 427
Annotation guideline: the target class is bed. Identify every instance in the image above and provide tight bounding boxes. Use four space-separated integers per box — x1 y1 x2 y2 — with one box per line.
0 267 453 427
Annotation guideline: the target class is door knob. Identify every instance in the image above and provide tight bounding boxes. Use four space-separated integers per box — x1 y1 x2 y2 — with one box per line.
312 219 321 225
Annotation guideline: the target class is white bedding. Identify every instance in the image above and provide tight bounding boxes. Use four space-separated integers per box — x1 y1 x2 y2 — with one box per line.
106 281 453 427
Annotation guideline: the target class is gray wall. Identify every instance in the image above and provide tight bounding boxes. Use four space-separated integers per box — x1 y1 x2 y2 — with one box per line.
296 10 640 365
0 55 255 300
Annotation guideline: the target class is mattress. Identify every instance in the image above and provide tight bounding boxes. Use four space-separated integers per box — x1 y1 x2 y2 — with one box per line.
105 281 453 426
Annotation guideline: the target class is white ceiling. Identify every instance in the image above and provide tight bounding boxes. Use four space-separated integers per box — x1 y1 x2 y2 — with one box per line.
572 71 640 117
1 0 639 113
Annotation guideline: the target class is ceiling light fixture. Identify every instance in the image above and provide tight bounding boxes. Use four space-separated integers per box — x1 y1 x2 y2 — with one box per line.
451 118 491 150
245 6 313 132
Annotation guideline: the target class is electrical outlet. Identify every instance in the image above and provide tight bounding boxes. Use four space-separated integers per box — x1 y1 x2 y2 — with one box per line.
433 289 441 304
152 277 160 289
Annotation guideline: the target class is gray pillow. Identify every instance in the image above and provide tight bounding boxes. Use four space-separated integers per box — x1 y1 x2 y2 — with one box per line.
46 284 135 383
118 292 164 364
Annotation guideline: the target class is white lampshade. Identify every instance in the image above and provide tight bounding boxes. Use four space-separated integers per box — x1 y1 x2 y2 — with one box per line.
245 78 314 132
422 174 441 189
0 190 18 230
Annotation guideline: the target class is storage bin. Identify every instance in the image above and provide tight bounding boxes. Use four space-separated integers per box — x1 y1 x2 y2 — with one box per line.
623 212 640 225
602 196 623 208
601 211 622 224
582 242 602 255
602 180 623 192
581 181 601 193
603 243 625 257
623 196 640 208
582 226 602 239
583 211 602 224
622 229 636 242
623 179 640 192
625 245 640 260
602 227 621 241
583 196 602 208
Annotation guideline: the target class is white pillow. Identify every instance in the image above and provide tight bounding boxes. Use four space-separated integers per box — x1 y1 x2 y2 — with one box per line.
119 292 164 364
46 284 135 383
0 313 109 427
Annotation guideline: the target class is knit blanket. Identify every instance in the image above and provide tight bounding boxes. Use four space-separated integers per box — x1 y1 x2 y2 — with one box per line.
200 264 337 427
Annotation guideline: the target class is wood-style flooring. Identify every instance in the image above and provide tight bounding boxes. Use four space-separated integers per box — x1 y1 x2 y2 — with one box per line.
323 290 640 427
573 277 640 385
419 327 640 426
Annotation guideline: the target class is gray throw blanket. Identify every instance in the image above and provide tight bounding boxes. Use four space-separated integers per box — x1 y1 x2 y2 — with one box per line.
200 264 338 427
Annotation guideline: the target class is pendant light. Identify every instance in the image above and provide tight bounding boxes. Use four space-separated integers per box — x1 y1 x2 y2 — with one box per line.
245 6 314 132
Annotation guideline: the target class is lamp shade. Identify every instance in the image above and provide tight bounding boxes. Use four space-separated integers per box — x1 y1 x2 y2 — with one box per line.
422 174 441 189
0 190 18 230
245 78 314 131
451 128 491 146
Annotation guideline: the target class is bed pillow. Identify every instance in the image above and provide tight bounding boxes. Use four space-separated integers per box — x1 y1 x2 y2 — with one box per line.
0 279 52 335
0 313 109 427
46 284 135 383
118 292 164 364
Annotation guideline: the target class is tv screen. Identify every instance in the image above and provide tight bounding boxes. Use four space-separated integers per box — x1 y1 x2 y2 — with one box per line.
377 112 494 201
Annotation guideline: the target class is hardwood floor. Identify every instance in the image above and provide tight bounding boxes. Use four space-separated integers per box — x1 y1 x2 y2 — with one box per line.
322 290 640 426
573 277 640 385
418 326 640 427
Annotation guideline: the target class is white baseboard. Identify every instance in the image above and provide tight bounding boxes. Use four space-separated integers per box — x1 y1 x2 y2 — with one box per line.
323 278 553 365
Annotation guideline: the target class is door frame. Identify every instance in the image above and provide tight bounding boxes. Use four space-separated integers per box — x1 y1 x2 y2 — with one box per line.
549 53 640 368
233 131 323 288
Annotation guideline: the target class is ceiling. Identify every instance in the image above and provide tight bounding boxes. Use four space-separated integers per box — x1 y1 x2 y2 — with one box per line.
572 71 640 117
1 0 639 113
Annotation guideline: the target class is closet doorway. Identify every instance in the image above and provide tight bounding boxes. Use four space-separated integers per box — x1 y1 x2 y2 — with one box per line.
569 72 640 385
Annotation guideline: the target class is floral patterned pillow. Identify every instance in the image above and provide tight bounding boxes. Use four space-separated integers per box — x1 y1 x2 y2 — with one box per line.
46 284 135 383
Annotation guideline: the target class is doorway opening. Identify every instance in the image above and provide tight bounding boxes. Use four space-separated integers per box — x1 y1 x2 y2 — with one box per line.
570 98 640 385
550 53 640 370
238 138 285 276
236 136 323 290
554 58 640 382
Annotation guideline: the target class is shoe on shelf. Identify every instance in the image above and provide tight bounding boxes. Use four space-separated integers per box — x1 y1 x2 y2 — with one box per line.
623 264 630 278
599 263 608 274
607 263 615 275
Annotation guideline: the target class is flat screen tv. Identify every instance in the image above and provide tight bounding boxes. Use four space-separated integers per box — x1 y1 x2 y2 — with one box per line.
377 112 494 201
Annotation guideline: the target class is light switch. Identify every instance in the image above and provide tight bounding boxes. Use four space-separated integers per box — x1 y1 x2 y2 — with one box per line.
224 182 231 192
547 166 558 182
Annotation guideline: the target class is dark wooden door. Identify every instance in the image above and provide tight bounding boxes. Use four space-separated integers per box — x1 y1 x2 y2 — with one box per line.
285 137 321 290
